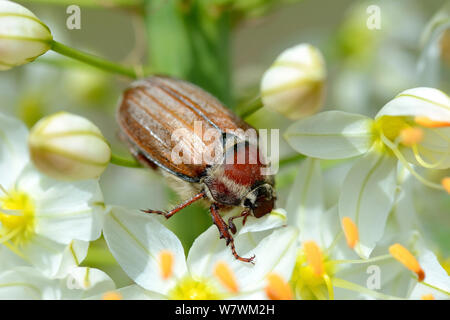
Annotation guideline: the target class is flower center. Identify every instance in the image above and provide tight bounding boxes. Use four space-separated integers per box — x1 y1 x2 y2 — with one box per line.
372 116 411 153
168 276 222 300
0 189 35 247
290 245 335 300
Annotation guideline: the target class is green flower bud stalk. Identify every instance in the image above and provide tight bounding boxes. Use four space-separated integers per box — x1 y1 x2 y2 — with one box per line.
260 44 326 120
28 112 111 181
0 1 53 70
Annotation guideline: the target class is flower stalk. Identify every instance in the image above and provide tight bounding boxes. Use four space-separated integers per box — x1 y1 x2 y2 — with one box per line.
50 40 140 79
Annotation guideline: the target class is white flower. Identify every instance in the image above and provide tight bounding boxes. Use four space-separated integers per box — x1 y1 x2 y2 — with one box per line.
0 266 115 300
0 1 52 70
0 239 90 279
283 157 450 300
103 206 298 300
0 113 104 276
261 43 326 119
285 88 450 257
28 112 111 181
407 248 450 300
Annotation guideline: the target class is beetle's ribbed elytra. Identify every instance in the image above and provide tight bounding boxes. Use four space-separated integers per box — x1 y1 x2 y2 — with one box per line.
117 76 275 263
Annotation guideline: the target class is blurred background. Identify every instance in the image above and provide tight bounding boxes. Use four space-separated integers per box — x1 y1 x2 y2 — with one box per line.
1 0 448 287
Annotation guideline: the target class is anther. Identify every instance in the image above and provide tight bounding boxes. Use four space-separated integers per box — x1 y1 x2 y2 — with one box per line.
213 261 239 293
442 177 450 194
415 116 450 128
303 241 325 276
265 273 293 300
342 217 359 249
102 291 123 300
399 127 423 146
389 243 425 281
158 250 174 280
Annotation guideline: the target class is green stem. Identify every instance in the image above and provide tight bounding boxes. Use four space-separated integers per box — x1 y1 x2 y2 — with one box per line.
50 40 139 78
110 154 142 168
144 0 232 105
238 96 263 119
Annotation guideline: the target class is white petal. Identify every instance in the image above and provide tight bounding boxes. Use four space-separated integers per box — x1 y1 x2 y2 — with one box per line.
285 111 373 159
320 206 355 260
188 225 298 292
0 113 29 189
16 165 104 243
0 245 28 270
54 240 90 278
115 285 166 300
338 150 398 258
235 208 287 236
408 249 450 300
335 252 411 299
376 87 450 122
60 267 116 300
86 284 165 300
391 171 420 234
20 235 68 277
286 158 324 243
103 206 187 295
0 267 47 299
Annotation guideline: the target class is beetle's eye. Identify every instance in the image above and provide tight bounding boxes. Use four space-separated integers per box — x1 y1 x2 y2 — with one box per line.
244 199 253 208
253 197 275 218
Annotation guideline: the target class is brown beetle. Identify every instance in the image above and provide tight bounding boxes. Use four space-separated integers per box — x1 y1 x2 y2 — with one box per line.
117 76 275 263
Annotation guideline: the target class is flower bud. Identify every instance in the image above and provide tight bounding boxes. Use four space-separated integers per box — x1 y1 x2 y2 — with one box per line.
0 1 53 70
28 112 111 180
260 44 326 120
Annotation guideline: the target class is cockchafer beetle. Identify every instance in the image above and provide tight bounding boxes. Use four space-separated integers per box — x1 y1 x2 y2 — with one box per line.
117 76 275 263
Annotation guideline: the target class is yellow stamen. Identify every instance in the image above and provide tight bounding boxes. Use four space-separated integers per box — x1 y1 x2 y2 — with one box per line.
342 217 359 249
168 276 222 300
213 261 239 293
102 291 122 300
421 294 435 300
303 241 325 276
399 127 423 146
158 250 174 280
442 177 450 194
415 116 450 128
0 189 35 247
389 244 425 281
265 273 293 300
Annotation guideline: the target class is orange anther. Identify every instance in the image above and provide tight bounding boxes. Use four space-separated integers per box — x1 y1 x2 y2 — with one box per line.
389 244 425 281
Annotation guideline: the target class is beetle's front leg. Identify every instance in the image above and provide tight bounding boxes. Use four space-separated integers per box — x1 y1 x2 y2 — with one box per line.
142 191 205 219
210 204 255 264
228 208 251 234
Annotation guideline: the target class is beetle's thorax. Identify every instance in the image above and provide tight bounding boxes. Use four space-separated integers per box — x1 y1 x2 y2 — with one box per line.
202 141 274 208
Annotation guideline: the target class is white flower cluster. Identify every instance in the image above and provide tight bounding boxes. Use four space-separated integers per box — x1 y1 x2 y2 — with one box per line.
0 109 448 300
0 1 448 301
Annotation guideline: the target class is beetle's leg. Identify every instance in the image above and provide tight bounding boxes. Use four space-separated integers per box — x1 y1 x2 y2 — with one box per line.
210 204 255 264
227 209 251 234
142 191 205 219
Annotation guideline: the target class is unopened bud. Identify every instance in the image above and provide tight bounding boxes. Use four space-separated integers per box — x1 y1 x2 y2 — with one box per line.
260 44 326 120
0 1 53 70
28 112 111 180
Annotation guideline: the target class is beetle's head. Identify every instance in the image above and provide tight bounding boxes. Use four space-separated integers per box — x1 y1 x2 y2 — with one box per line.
243 183 275 218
